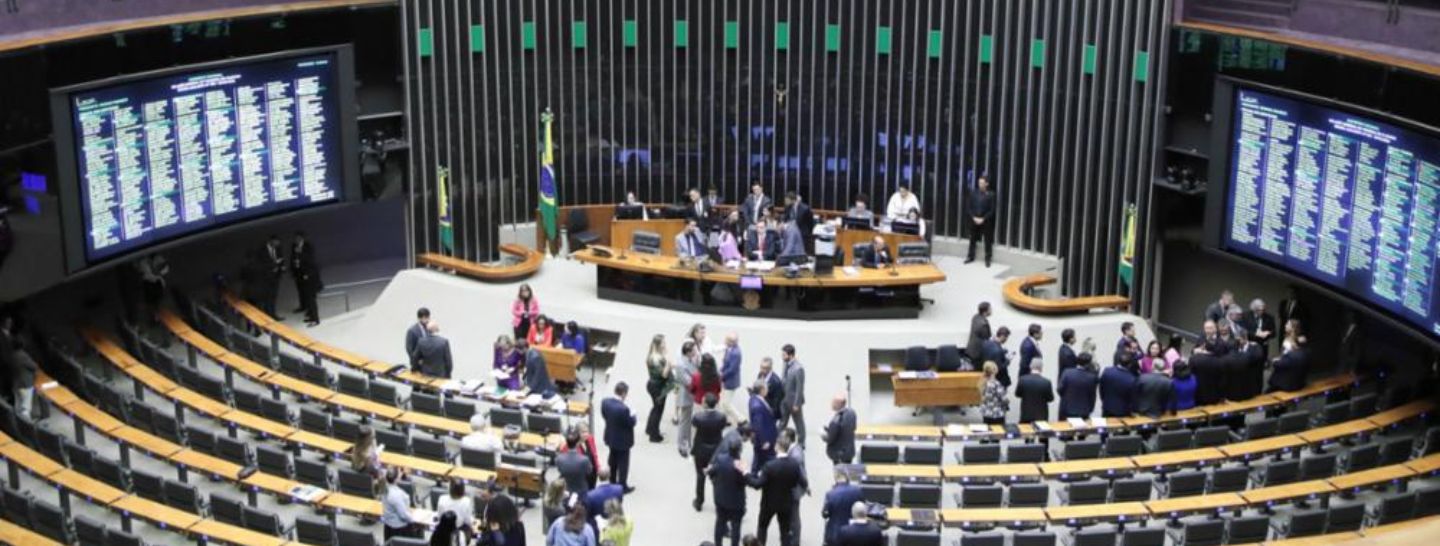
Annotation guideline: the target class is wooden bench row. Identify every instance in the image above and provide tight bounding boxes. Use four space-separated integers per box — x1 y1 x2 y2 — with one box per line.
1001 274 1130 314
415 243 543 283
849 400 1433 484
221 292 589 413
886 451 1440 528
856 374 1359 442
1263 513 1440 546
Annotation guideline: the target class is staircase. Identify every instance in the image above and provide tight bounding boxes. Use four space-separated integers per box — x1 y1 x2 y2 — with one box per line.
1185 0 1295 30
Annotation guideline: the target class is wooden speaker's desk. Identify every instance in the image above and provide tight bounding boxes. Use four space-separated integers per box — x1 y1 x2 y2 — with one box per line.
834 228 923 265
610 219 686 255
891 372 984 407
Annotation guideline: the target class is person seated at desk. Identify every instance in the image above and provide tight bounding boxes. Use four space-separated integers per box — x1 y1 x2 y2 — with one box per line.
561 321 588 354
676 220 708 260
891 208 927 238
746 219 780 261
778 220 806 259
528 314 556 347
886 183 920 220
521 339 557 397
860 236 891 268
717 212 744 263
846 193 875 222
493 335 522 390
619 190 649 220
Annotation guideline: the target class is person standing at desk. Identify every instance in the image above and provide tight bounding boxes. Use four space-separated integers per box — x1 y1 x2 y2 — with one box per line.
846 194 874 222
676 220 708 260
1057 354 1099 419
741 182 773 227
512 284 539 341
415 322 453 379
747 218 780 261
721 334 745 423
707 186 723 208
1100 357 1139 417
263 235 286 317
718 212 744 263
1019 324 1042 379
885 184 919 221
492 335 522 390
821 393 857 465
1015 360 1054 423
967 302 993 368
966 176 995 267
685 188 712 229
1134 361 1174 418
691 393 728 511
528 314 556 347
779 345 807 447
778 220 806 259
749 380 778 471
861 236 891 268
406 307 431 368
289 231 322 326
980 326 1013 388
601 382 637 492
782 192 815 254
1057 328 1078 375
1241 298 1277 358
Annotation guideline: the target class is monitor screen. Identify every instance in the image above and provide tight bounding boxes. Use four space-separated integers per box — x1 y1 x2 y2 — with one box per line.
1215 82 1440 338
51 46 359 271
740 275 763 290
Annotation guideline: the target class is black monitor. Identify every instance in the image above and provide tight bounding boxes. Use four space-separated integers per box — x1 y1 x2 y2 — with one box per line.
776 254 810 267
891 220 921 236
842 216 874 231
615 204 643 220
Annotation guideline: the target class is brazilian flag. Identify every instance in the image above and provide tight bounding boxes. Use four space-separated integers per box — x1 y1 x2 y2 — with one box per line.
437 165 453 254
538 109 558 253
1119 203 1136 291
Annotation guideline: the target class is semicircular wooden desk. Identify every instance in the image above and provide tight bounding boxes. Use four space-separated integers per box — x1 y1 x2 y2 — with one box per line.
571 245 946 319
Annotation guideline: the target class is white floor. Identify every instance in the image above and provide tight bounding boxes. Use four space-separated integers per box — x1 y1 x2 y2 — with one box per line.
276 252 1149 545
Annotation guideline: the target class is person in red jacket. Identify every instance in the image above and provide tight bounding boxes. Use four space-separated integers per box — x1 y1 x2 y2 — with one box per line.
527 314 556 347
558 422 602 490
691 354 723 406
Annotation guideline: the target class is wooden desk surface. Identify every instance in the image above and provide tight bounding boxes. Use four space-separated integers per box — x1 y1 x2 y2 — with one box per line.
171 449 244 481
1327 463 1413 491
287 430 354 456
942 464 1043 482
1269 374 1357 404
217 352 275 380
128 365 181 395
111 495 203 530
611 218 686 256
0 442 67 478
1405 453 1440 475
240 471 311 499
1039 457 1135 479
1202 395 1282 417
893 372 985 408
0 517 63 545
1145 493 1247 516
330 392 406 420
417 244 544 283
110 426 184 458
1045 502 1150 524
573 246 947 288
395 412 471 436
223 410 300 440
50 469 128 505
1121 408 1210 429
266 322 314 352
380 452 455 478
266 373 338 402
170 388 235 419
1131 447 1226 470
1366 400 1435 428
187 519 291 546
856 425 943 441
1002 274 1130 314
834 228 923 266
320 491 385 517
36 375 79 407
938 508 1050 526
1240 480 1336 506
1299 421 1374 444
1219 435 1307 459
857 464 944 481
61 397 127 434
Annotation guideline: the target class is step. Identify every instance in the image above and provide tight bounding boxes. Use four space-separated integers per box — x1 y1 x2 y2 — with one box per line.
1187 4 1292 29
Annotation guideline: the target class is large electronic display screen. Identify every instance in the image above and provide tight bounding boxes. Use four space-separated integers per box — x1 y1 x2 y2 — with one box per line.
52 46 358 271
1215 82 1440 338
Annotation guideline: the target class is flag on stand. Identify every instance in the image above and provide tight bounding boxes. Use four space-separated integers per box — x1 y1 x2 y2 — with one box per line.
538 109 558 252
1118 202 1137 291
437 165 454 255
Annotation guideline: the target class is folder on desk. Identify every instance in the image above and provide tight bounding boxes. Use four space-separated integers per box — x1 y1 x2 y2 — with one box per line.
945 424 966 437
1067 417 1088 428
969 423 990 433
1034 421 1053 432
1091 417 1109 428
289 485 326 502
875 364 894 373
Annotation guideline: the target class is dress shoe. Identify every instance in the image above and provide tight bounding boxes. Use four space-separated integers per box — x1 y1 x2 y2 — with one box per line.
292 307 305 313
625 486 636 494
692 499 702 511
965 258 976 264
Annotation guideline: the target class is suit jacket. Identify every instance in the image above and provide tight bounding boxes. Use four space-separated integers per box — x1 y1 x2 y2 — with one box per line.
691 409 728 466
556 450 593 494
784 202 815 239
822 408 857 463
675 231 707 259
782 360 806 408
1057 367 1099 418
290 241 321 290
1223 343 1265 401
749 395 778 449
405 322 426 367
966 314 991 365
1190 352 1226 405
1204 301 1227 325
822 484 865 544
721 346 743 390
1099 366 1139 417
523 348 555 396
1241 311 1277 353
968 189 995 222
740 195 773 226
1014 374 1054 423
745 228 780 261
684 199 712 226
415 335 453 378
1019 337 1041 378
601 397 636 451
980 339 1011 387
748 455 808 511
1269 347 1308 392
583 483 624 525
762 372 785 415
1057 344 1078 374
779 223 806 257
860 245 891 268
1133 372 1174 418
708 452 748 512
836 522 886 546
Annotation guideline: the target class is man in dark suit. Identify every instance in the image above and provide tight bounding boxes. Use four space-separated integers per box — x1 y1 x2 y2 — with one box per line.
1224 337 1266 402
676 220 708 260
741 181 773 227
746 219 781 261
1057 355 1099 419
556 432 593 495
966 302 993 366
779 345 806 447
821 473 864 545
778 220 806 259
1018 323 1042 379
834 500 885 546
708 441 748 546
414 322 453 378
601 382 637 492
683 187 711 224
521 341 555 396
289 232 322 325
1268 341 1309 393
262 235 286 317
1014 360 1054 423
404 307 430 367
821 394 856 465
749 380 779 471
1114 322 1140 366
980 326 1013 388
1190 350 1226 405
691 393 728 510
1240 298 1277 358
1134 362 1175 418
782 192 816 254
1204 290 1235 325
758 357 785 426
859 236 891 268
1057 328 1078 375
1099 358 1139 417
749 435 808 546
965 176 996 267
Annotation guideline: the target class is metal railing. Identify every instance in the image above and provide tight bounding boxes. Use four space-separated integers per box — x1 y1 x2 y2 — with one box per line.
316 276 393 313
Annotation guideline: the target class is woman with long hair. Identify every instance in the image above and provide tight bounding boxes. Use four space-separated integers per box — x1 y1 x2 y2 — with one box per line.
541 479 569 532
599 499 633 546
512 284 539 341
528 314 556 347
560 321 588 354
691 353 722 406
493 335 522 391
428 511 458 546
1139 340 1163 374
475 493 525 546
644 335 671 443
979 361 1009 425
350 425 386 497
546 501 596 546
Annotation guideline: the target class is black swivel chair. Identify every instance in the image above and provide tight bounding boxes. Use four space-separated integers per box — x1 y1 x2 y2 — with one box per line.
568 209 601 251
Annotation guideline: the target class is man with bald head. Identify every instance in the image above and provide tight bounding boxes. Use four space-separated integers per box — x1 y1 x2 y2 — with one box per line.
720 333 744 423
414 321 453 378
821 392 857 465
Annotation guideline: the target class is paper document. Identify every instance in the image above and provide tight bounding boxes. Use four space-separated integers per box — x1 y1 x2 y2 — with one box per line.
969 424 989 433
1067 417 1088 428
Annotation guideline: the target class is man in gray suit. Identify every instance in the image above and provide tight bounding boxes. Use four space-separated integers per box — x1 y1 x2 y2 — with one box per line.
821 393 857 465
779 344 806 447
414 321 452 379
555 432 593 495
966 302 992 367
404 307 430 367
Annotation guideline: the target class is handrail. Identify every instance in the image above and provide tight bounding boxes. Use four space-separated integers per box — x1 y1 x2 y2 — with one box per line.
1177 21 1440 78
416 243 543 283
0 0 395 54
1002 273 1130 314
